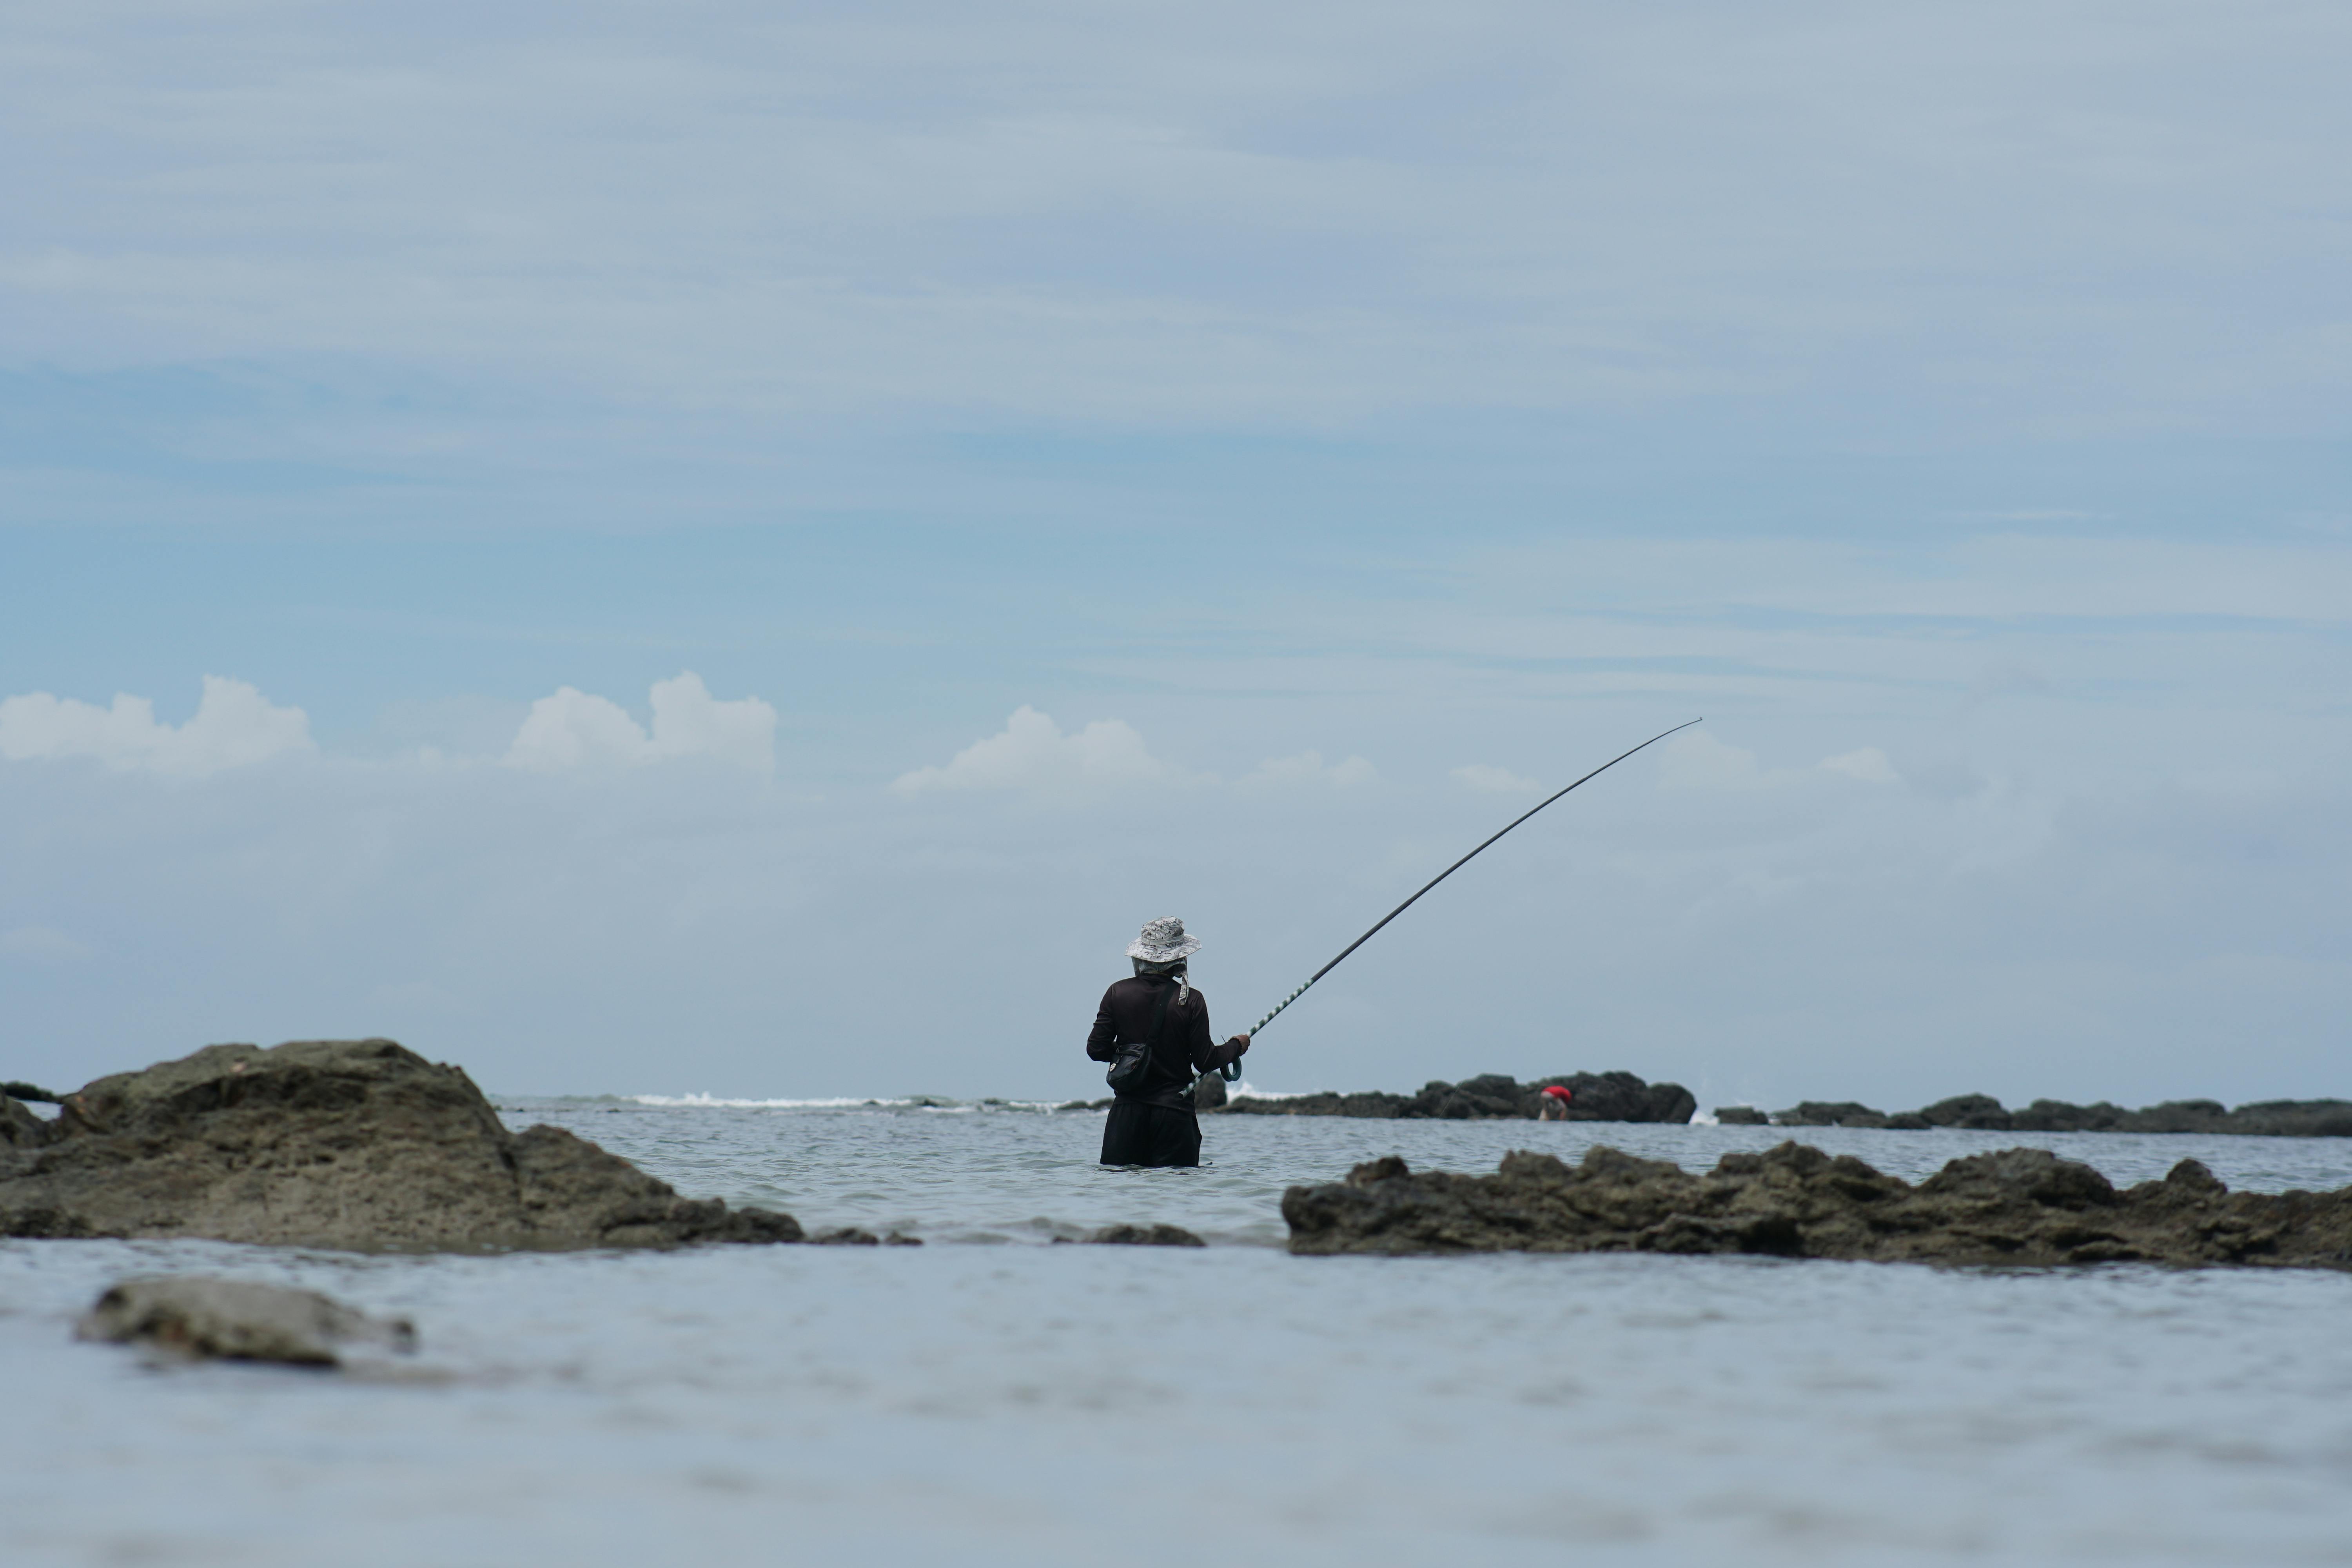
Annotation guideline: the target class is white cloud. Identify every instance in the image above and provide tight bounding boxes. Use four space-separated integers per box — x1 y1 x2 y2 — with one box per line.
504 673 775 772
1240 750 1377 792
1661 733 1904 790
1657 730 1772 791
1818 747 1900 785
891 706 1174 797
1451 763 1538 795
0 926 93 964
0 676 312 776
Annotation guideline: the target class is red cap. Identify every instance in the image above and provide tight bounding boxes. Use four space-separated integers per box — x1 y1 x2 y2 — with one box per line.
1541 1085 1573 1100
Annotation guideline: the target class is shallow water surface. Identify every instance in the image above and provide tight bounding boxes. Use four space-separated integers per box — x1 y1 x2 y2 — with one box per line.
4 1103 2350 1566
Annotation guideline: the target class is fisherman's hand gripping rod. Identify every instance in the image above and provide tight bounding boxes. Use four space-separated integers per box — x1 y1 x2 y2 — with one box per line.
1216 718 1702 1082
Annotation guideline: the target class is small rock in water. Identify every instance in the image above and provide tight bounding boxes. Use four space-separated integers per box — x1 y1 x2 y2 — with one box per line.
1086 1223 1206 1247
77 1276 416 1367
811 1227 881 1245
882 1231 923 1246
1713 1106 1769 1125
1192 1073 1228 1112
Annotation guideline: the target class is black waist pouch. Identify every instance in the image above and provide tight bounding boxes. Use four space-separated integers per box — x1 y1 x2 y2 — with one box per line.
1105 982 1175 1095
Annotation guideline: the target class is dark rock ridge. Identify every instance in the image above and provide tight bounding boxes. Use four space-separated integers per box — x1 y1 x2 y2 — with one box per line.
1281 1142 2352 1267
78 1276 417 1366
0 1039 804 1251
1220 1071 1696 1123
1719 1093 2352 1137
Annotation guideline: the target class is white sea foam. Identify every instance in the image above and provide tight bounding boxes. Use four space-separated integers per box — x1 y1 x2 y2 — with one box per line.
626 1093 1069 1113
629 1093 916 1109
1221 1081 1319 1099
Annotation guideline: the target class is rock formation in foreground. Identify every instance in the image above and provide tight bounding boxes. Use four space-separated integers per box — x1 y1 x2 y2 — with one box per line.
78 1276 417 1366
0 1039 803 1250
1281 1141 2352 1268
1716 1093 2352 1137
1219 1071 1695 1123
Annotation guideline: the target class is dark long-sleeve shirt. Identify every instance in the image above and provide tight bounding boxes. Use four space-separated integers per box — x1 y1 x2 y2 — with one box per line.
1086 976 1247 1107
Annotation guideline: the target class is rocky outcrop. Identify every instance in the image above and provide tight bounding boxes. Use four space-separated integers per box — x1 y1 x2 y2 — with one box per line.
0 1040 803 1251
78 1276 417 1366
2 1095 49 1147
1220 1071 1696 1123
1749 1093 2352 1137
1281 1141 2352 1268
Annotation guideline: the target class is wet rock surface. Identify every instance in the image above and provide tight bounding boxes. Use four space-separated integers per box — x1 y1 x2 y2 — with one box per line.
1221 1071 1696 1123
0 1039 804 1251
1281 1141 2352 1267
77 1276 417 1366
1740 1092 2352 1137
1086 1223 1207 1247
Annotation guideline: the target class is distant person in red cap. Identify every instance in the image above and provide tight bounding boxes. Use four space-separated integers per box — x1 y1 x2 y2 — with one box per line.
1537 1084 1574 1121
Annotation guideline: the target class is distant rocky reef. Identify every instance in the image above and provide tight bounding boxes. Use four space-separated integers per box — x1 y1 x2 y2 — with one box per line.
1282 1141 2352 1268
1713 1093 2352 1138
1213 1071 1696 1123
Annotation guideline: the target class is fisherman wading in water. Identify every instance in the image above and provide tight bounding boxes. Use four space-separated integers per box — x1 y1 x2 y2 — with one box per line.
1086 917 1250 1168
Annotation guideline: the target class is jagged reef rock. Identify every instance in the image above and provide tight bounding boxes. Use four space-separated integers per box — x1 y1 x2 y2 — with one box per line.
78 1276 417 1366
1221 1071 1695 1123
1281 1141 2352 1268
0 1040 803 1251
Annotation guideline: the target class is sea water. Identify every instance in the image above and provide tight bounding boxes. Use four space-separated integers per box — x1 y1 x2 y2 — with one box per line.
5 1101 2351 1566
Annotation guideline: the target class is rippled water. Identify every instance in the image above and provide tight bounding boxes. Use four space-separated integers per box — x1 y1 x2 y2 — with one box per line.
5 1103 2351 1566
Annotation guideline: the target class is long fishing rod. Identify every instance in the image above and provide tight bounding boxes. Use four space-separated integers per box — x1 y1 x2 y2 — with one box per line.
1217 718 1702 1082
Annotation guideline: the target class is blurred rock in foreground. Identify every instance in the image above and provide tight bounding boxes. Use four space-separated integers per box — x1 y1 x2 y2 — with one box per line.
1283 1142 2352 1268
1221 1071 1695 1123
0 1039 803 1251
78 1276 416 1366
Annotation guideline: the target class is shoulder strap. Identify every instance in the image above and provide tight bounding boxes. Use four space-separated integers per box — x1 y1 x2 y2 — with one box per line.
1139 978 1175 1074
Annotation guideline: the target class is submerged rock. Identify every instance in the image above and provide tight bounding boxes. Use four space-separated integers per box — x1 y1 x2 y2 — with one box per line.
1280 1142 2352 1268
78 1276 417 1366
1771 1100 1888 1128
1086 1223 1207 1247
0 1039 804 1251
1221 1071 1695 1123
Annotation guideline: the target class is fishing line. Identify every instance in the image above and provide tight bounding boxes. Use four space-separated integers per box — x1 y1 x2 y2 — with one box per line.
1213 718 1702 1083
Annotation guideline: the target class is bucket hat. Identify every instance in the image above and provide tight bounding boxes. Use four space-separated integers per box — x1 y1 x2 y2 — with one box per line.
1126 916 1201 964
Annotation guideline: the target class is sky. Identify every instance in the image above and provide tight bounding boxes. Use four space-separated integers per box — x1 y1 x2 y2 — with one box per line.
2 0 2347 1109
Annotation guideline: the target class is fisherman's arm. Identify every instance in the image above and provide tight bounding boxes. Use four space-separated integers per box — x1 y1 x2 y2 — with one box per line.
1187 1004 1249 1072
1086 991 1119 1062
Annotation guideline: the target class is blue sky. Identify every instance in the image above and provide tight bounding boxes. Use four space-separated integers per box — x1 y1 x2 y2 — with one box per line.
2 0 2346 1107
